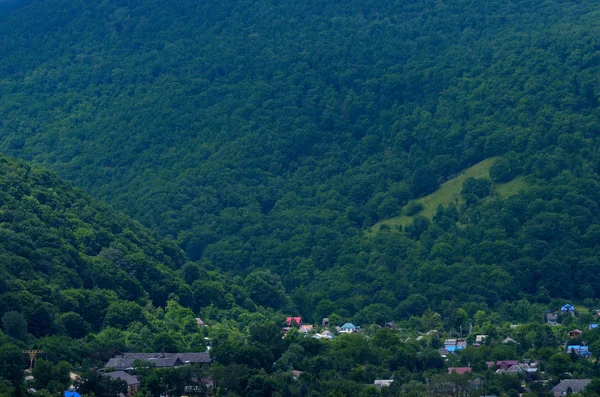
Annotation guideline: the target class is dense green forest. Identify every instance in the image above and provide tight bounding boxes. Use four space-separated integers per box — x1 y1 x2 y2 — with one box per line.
2 0 600 394
0 0 600 324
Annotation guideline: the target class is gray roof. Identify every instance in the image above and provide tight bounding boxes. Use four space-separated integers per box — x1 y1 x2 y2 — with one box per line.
551 379 591 394
105 352 211 369
122 352 211 364
105 371 139 386
105 356 183 370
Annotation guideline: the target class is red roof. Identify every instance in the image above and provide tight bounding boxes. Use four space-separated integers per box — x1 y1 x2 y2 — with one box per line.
448 367 472 375
286 317 302 326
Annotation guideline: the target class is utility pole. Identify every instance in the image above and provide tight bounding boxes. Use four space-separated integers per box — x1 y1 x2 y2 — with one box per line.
22 350 45 370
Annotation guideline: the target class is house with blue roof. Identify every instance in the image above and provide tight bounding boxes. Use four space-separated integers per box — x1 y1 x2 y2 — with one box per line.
340 323 358 333
567 345 590 358
444 338 467 352
561 304 575 313
589 324 599 330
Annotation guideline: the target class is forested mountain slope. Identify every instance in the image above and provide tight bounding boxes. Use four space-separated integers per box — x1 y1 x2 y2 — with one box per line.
0 154 189 337
0 154 288 346
1 0 600 321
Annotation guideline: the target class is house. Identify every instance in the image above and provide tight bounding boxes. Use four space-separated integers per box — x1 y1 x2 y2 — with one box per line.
438 348 449 358
550 379 591 397
569 329 583 338
589 324 599 330
104 371 139 396
195 318 205 327
184 378 214 395
496 360 519 371
340 323 358 333
448 367 472 375
561 304 576 315
503 337 518 344
474 335 487 346
567 345 591 358
546 311 559 324
292 370 303 380
322 318 329 328
489 360 538 374
374 380 394 389
286 317 302 326
104 353 211 370
299 324 314 333
444 339 467 352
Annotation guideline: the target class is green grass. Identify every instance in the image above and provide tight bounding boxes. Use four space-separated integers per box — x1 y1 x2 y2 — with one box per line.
371 157 530 233
574 305 589 313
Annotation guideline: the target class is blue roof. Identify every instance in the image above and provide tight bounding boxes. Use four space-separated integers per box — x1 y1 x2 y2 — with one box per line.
561 304 575 311
590 324 599 329
341 323 356 329
567 345 589 353
65 392 81 397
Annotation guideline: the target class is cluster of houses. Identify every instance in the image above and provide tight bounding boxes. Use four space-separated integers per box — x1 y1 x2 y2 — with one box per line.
102 352 213 396
448 360 539 376
281 317 360 339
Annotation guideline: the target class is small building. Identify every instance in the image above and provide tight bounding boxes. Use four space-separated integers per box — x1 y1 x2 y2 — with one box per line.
322 318 329 328
448 367 472 375
104 371 139 396
292 370 303 380
567 345 591 358
551 379 591 397
561 304 576 315
286 317 302 326
474 335 487 346
195 318 205 327
546 311 558 323
438 348 449 358
299 324 314 334
444 339 467 352
503 337 518 344
589 324 599 330
374 380 394 389
340 323 358 333
496 360 519 371
569 329 583 338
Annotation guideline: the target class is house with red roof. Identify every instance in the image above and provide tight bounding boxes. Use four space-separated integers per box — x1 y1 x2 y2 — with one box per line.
448 367 472 375
286 317 302 326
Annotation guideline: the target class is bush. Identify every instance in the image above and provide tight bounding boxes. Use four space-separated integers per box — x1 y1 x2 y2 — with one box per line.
404 201 424 216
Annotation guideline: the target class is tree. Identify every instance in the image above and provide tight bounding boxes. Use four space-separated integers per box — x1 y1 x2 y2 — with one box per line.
59 312 91 339
1 312 27 342
103 301 145 330
421 309 442 331
244 270 287 309
461 178 492 200
411 167 439 197
0 344 23 387
490 157 518 183
153 332 180 353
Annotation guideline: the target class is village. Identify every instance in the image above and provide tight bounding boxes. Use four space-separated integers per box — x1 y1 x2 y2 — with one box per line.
28 303 600 396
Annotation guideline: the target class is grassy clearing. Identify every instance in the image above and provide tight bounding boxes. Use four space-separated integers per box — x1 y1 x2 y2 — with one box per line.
371 157 530 233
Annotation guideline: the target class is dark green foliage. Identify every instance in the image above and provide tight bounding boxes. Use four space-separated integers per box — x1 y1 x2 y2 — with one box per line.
461 178 493 205
0 344 23 387
1 311 27 342
405 202 424 217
